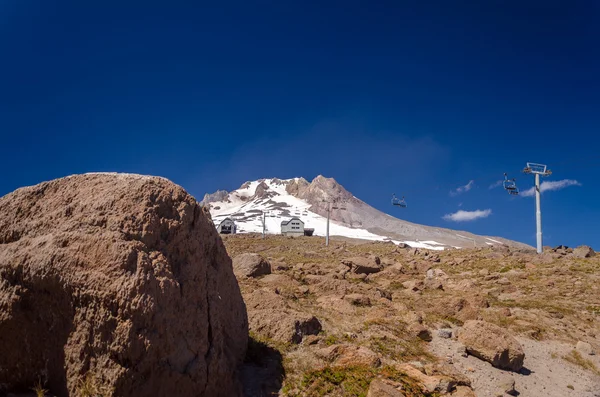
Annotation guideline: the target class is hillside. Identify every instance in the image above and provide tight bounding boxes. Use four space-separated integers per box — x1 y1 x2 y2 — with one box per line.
202 176 531 250
230 234 600 397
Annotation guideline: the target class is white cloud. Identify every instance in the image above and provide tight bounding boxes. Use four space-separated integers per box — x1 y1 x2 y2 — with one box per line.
489 180 503 189
443 209 492 222
450 180 475 196
521 179 581 197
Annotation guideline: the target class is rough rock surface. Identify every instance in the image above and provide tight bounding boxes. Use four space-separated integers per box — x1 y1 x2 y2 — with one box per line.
316 344 381 368
458 320 524 372
341 257 383 274
367 379 405 396
573 245 596 258
0 173 248 397
232 253 271 278
244 289 321 344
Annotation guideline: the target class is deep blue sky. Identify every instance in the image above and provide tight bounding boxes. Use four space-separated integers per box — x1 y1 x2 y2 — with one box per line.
1 1 598 248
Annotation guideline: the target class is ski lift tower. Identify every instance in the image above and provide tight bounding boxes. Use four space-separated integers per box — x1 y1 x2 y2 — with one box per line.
323 199 346 247
523 162 552 254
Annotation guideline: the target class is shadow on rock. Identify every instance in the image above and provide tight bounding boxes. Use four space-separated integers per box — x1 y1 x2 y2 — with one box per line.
241 336 285 397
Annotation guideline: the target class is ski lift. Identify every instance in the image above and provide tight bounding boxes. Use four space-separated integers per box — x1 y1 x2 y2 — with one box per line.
391 193 407 208
503 173 519 196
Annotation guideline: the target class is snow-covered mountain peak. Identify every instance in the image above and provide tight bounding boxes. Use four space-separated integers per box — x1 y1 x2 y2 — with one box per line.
202 176 532 251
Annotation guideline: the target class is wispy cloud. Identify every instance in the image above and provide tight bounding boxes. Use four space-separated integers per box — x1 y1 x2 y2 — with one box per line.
521 179 581 197
450 180 475 196
489 180 503 189
443 209 492 222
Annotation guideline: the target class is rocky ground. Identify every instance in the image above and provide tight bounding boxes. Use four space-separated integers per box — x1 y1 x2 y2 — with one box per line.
228 234 600 397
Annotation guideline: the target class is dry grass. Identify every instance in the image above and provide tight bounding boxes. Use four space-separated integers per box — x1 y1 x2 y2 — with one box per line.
283 364 436 397
31 379 48 397
563 350 600 376
222 234 600 395
77 373 112 397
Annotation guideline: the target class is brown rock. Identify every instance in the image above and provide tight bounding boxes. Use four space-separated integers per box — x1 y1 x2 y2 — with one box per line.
394 364 454 394
402 280 424 292
245 289 321 344
576 341 595 355
451 386 477 396
317 344 381 368
573 245 596 258
233 253 272 278
344 293 371 306
0 174 248 396
458 320 525 371
341 257 383 274
367 379 405 397
409 324 433 342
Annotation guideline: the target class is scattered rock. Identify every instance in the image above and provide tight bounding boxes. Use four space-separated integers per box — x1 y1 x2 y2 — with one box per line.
375 288 392 300
367 379 405 397
402 280 424 292
497 277 511 285
344 293 371 306
438 329 453 339
233 253 272 277
409 324 433 342
499 375 517 396
451 386 477 396
573 245 595 258
424 278 444 290
0 174 248 396
458 320 525 371
317 345 381 368
246 289 321 344
395 363 454 394
576 341 595 355
302 335 320 345
341 257 383 274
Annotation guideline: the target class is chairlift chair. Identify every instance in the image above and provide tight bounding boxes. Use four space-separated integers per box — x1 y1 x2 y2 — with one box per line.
503 173 519 196
391 193 407 208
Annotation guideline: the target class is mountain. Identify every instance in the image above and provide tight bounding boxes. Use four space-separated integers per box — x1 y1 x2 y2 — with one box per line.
201 176 531 250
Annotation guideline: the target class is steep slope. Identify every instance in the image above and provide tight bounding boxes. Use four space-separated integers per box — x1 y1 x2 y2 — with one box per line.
201 176 531 250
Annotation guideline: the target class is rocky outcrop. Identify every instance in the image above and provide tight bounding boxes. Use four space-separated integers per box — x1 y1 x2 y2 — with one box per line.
200 189 229 205
233 253 271 278
458 320 524 372
0 173 248 397
573 245 596 258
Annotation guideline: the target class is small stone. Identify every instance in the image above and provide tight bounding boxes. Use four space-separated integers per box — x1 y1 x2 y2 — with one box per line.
367 379 405 397
576 341 595 355
456 345 468 357
498 375 517 396
438 328 453 339
303 335 320 345
344 293 371 306
409 324 432 342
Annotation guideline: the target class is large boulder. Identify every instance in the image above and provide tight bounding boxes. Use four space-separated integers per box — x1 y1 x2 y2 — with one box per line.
458 320 524 372
245 289 321 344
232 253 271 278
573 245 596 258
0 174 248 397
